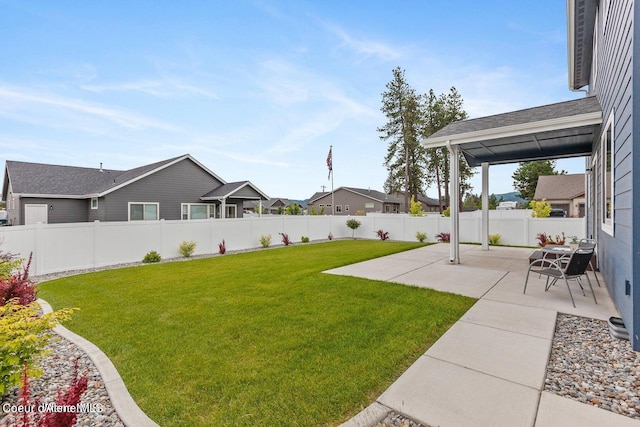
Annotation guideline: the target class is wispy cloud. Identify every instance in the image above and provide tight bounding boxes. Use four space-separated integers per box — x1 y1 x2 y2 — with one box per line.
0 84 180 132
324 23 404 62
81 78 219 99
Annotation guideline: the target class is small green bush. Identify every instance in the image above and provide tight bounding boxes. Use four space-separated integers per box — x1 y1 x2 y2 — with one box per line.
179 241 197 257
410 196 423 216
488 234 501 245
416 231 428 243
142 250 162 263
529 198 551 218
259 234 271 248
0 301 74 395
442 207 451 217
301 236 310 243
346 219 361 238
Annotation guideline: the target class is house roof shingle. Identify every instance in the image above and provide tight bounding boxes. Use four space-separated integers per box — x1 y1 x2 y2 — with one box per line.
534 173 586 200
3 154 235 199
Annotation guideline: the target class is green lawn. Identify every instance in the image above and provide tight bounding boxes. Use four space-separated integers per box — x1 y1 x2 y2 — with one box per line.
39 241 475 426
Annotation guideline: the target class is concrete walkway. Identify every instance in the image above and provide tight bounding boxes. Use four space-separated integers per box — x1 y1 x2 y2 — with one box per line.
327 243 639 427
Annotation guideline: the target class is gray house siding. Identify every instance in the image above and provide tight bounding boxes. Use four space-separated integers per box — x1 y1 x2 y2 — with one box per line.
20 198 88 224
633 0 640 351
588 0 637 348
102 158 224 221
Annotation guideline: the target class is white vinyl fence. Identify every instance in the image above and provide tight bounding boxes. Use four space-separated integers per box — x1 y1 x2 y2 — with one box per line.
0 212 586 276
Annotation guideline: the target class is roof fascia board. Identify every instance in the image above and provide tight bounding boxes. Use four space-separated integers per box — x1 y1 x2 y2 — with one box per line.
201 181 269 201
567 0 577 90
423 111 602 147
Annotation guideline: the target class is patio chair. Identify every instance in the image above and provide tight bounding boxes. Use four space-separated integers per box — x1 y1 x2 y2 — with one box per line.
577 238 601 287
524 248 597 308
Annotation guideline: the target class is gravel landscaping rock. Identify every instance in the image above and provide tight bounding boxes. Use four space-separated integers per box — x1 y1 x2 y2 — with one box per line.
0 335 124 427
545 313 640 420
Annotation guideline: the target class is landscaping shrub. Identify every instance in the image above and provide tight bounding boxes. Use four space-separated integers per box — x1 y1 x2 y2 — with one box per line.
415 231 428 243
0 301 74 396
346 219 361 238
142 250 162 263
279 232 292 246
0 251 22 280
0 254 36 306
435 232 450 243
259 234 271 248
488 234 501 245
219 240 226 254
375 230 389 241
11 362 88 427
301 236 310 243
179 240 197 257
530 198 552 218
409 197 423 216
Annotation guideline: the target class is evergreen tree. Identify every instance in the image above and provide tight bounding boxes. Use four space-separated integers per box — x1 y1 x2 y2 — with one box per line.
422 87 475 211
378 67 428 212
512 160 566 202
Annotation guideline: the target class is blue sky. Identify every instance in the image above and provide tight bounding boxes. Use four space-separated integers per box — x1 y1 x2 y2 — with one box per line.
0 0 584 200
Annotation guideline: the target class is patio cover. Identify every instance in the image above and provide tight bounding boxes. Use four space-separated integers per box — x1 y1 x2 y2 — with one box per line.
423 96 602 263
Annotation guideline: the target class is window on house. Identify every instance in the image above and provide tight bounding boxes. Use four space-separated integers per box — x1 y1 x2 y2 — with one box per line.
225 205 237 218
181 203 215 220
91 198 98 210
345 205 350 212
601 111 614 235
129 202 159 221
365 202 374 209
335 205 342 213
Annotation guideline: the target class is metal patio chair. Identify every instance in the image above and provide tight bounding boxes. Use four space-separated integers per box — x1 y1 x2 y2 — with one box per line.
524 247 597 308
577 238 601 287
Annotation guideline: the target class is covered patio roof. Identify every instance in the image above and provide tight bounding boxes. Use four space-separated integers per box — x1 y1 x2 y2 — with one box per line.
424 96 602 167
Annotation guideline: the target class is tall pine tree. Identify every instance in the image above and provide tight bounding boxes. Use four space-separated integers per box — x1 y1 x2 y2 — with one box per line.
422 87 475 211
378 67 428 212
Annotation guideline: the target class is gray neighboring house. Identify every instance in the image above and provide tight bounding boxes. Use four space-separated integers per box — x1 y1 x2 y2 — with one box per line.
533 174 586 217
2 154 269 225
392 192 442 213
244 198 304 215
307 187 401 215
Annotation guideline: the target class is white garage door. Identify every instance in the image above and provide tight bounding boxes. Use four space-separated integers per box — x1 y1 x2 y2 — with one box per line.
25 204 48 225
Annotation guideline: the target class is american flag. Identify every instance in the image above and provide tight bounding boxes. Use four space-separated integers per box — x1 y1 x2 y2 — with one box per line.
326 147 333 180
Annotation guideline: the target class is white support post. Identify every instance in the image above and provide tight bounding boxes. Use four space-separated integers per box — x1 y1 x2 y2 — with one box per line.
448 142 460 264
481 162 489 250
221 199 226 219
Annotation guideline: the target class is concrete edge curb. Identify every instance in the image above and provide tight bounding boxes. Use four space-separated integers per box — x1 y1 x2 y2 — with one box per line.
338 402 391 426
38 299 159 427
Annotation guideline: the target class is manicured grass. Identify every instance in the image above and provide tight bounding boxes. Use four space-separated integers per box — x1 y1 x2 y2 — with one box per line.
39 241 475 426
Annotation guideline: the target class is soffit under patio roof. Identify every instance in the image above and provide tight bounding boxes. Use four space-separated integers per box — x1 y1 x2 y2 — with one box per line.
423 96 602 167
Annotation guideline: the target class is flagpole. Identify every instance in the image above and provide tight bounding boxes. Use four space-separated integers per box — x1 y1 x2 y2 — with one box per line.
331 146 334 216
327 145 334 216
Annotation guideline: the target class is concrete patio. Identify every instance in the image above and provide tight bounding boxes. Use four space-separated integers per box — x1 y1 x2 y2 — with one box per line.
327 243 639 427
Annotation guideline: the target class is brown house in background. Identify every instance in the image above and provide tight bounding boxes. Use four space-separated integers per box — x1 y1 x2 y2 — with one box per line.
533 173 585 217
